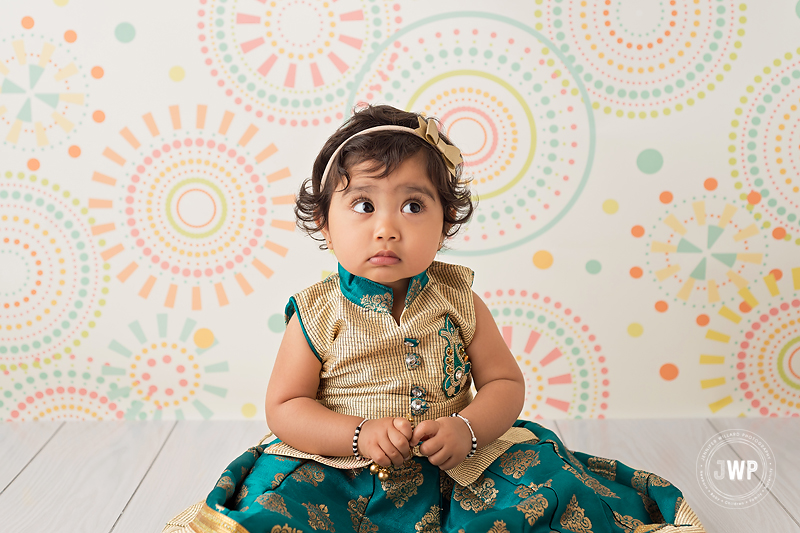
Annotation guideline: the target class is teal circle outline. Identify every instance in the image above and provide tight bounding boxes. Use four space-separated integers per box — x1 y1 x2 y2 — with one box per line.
345 11 596 256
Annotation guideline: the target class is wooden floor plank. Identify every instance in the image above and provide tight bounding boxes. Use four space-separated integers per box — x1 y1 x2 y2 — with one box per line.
0 421 63 494
555 418 800 532
112 420 267 533
710 417 800 526
0 421 174 532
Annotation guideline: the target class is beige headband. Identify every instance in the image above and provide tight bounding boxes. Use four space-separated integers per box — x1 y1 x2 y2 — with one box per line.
319 116 463 190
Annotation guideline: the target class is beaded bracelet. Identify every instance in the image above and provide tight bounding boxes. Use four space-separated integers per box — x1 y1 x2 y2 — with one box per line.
352 418 368 460
450 412 477 458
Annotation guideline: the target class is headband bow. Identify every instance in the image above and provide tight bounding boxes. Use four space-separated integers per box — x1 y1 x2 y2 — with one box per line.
414 116 463 177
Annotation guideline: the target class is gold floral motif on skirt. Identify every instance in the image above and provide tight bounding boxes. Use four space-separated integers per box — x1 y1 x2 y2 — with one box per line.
674 496 684 518
612 511 644 533
514 479 552 499
235 485 249 506
560 494 593 533
440 473 455 500
271 473 287 490
499 449 540 479
270 525 303 533
380 461 424 509
453 474 498 513
632 471 650 494
414 505 441 533
587 457 617 481
347 496 378 533
632 525 667 533
216 475 235 499
515 493 549 525
291 462 326 486
562 463 619 498
487 520 510 533
256 493 292 519
649 474 672 487
639 493 665 524
303 503 335 532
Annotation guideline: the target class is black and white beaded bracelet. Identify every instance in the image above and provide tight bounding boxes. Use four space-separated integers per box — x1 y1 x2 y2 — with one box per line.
352 418 368 460
450 412 477 458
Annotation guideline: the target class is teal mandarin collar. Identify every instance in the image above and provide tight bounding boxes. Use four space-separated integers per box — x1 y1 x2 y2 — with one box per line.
338 263 430 314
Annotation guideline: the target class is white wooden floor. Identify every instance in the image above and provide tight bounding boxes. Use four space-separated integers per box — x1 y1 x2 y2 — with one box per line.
0 419 797 533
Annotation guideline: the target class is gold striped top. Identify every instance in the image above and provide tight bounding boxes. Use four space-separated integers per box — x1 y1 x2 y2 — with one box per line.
264 260 535 485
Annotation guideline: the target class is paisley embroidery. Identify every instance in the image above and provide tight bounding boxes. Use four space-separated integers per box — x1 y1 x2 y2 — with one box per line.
487 520 510 533
587 457 617 481
347 496 378 533
560 494 593 533
414 505 441 533
499 449 540 479
303 502 335 531
216 475 235 499
562 463 619 498
381 461 424 509
516 493 548 525
291 462 326 486
404 277 424 308
256 493 292 518
453 474 498 513
439 314 470 397
649 474 672 487
360 292 392 314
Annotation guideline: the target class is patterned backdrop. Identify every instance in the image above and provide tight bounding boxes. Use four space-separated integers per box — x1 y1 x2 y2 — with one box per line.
1 0 799 421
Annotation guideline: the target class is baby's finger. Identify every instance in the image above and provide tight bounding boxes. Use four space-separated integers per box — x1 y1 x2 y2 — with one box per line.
388 428 411 459
411 420 438 444
380 438 407 466
392 417 413 440
418 434 444 459
425 447 451 468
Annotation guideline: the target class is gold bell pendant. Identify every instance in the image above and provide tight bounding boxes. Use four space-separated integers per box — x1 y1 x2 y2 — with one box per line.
369 463 390 481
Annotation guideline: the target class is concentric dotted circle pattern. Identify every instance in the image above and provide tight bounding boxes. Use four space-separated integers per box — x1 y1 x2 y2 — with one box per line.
1 172 108 374
727 48 800 245
484 288 609 418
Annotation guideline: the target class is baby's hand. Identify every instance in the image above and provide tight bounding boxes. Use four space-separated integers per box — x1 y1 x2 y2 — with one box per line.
357 417 413 467
411 417 473 470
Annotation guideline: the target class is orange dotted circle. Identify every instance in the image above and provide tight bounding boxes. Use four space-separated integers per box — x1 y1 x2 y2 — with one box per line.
64 30 77 43
704 178 718 191
631 225 645 238
660 363 679 381
655 301 668 313
630 267 643 279
91 66 104 79
68 145 81 158
659 191 673 204
772 227 786 240
696 314 710 327
92 110 105 123
747 191 761 205
740 301 752 313
22 16 34 29
27 159 40 171
770 269 783 281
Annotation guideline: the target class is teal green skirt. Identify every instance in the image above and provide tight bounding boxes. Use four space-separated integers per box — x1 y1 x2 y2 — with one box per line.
194 421 704 533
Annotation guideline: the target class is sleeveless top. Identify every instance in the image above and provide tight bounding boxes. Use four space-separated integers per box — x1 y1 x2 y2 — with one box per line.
263 260 535 485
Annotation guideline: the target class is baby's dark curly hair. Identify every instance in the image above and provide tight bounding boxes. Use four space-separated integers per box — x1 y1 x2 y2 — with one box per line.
295 104 475 250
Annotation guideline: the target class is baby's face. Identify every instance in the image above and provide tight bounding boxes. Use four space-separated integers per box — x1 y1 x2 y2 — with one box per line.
321 152 445 294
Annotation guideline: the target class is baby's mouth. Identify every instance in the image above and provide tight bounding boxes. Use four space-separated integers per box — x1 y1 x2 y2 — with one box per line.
369 251 400 265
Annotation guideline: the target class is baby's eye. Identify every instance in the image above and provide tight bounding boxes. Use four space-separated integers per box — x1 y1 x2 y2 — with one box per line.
402 202 422 214
353 200 375 214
